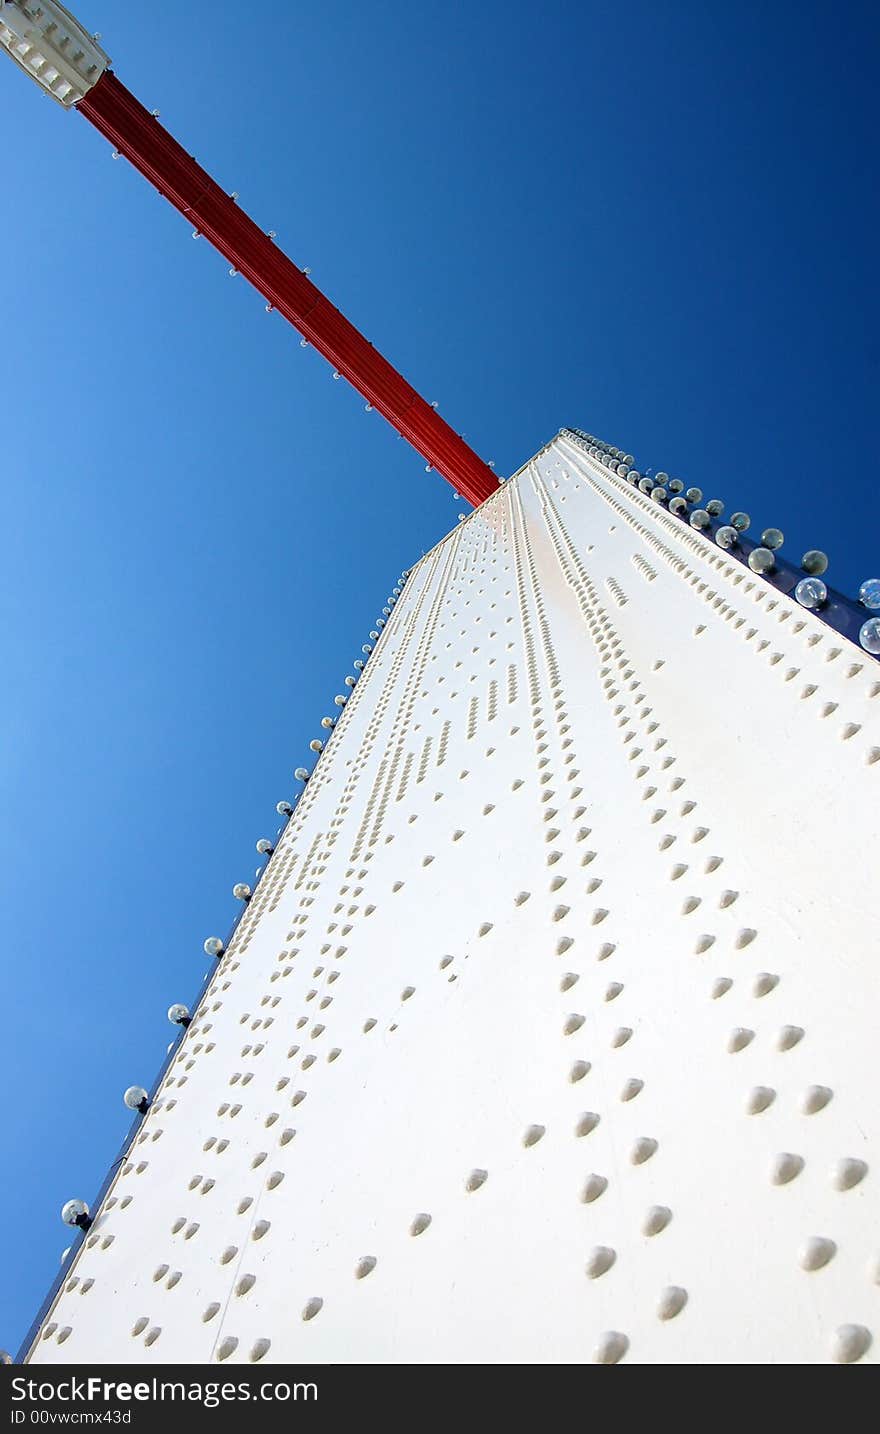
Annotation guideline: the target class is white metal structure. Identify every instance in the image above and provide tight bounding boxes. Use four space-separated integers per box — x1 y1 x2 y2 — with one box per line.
0 1 106 105
25 433 879 1364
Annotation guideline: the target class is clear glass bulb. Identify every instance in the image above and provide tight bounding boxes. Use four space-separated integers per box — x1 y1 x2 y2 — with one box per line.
123 1086 148 1111
801 550 828 576
858 578 880 610
748 547 775 574
61 1199 89 1227
167 1003 190 1025
859 617 880 654
232 883 252 901
795 577 827 609
203 937 224 957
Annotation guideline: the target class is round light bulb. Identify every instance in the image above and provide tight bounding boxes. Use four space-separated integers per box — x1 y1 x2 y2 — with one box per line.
655 471 669 483
801 550 828 576
859 617 880 654
232 883 252 902
706 499 724 517
715 525 738 549
794 577 827 610
309 739 324 752
858 578 880 610
669 496 688 516
61 1199 90 1229
276 801 293 816
748 547 775 574
203 937 224 957
123 1085 149 1112
294 767 310 782
651 487 667 503
334 695 347 707
685 487 703 504
167 1003 190 1027
668 479 684 494
730 512 750 532
256 838 274 855
761 527 784 550
344 675 356 687
690 509 711 530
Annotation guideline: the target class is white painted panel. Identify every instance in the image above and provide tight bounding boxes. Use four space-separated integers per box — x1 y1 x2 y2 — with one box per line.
28 436 879 1365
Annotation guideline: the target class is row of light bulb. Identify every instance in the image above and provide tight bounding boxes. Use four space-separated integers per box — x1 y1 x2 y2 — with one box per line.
59 569 411 1236
575 432 880 656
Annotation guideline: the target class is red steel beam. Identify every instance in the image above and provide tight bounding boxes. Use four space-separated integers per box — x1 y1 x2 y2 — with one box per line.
76 71 498 508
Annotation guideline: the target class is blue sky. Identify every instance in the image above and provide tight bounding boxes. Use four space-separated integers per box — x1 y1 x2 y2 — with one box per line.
1 0 877 1352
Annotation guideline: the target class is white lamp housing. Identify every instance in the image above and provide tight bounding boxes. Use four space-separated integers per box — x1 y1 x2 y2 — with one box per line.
0 1 109 106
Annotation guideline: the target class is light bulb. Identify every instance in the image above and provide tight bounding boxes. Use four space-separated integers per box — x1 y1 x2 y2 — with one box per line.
203 937 224 957
256 838 274 855
276 801 293 816
61 1199 91 1230
795 577 827 609
761 527 784 550
123 1086 149 1113
801 550 828 576
167 1004 191 1027
859 617 880 654
232 883 252 902
294 767 310 782
748 547 775 574
858 578 880 610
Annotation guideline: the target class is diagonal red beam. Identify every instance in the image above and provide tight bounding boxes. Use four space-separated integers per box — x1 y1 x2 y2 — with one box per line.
77 71 499 508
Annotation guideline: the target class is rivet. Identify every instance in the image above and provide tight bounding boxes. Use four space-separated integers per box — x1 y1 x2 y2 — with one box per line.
801 1085 832 1115
581 1174 607 1203
593 1331 628 1364
830 1324 872 1364
575 1112 600 1137
657 1286 688 1320
771 1152 804 1185
831 1157 868 1190
643 1205 672 1236
631 1137 658 1164
585 1245 616 1278
777 1025 804 1051
745 1086 775 1114
798 1237 836 1271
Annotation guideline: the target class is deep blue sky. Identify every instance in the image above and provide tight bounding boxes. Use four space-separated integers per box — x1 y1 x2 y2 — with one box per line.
1 0 877 1354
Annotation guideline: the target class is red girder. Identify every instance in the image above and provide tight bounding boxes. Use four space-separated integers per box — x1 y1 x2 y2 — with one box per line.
77 71 499 508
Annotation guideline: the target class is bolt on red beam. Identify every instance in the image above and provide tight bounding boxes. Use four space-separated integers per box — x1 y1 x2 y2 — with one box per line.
77 72 499 508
